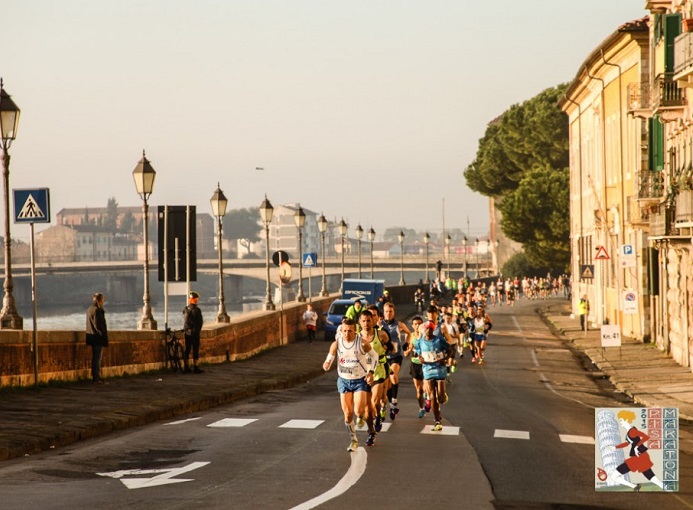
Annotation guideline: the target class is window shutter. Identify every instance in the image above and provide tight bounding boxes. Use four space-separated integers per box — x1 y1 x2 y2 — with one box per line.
649 117 665 172
665 13 682 72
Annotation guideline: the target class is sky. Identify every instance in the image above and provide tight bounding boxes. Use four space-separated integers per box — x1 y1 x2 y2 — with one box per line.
3 0 646 243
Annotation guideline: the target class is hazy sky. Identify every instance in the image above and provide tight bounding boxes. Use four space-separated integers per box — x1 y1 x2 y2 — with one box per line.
3 1 645 243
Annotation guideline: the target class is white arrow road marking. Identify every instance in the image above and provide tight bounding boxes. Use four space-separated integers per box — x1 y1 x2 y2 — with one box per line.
164 417 201 426
279 419 325 429
97 461 210 489
288 449 367 510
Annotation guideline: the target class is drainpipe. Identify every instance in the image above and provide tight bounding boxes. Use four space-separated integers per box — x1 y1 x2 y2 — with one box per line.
601 49 627 332
563 94 584 314
585 64 608 326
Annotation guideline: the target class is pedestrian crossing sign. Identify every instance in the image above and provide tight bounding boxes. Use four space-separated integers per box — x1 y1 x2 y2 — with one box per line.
13 188 50 224
580 264 595 279
302 252 317 268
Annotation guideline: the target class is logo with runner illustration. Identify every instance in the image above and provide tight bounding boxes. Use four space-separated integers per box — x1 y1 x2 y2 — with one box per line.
594 407 678 492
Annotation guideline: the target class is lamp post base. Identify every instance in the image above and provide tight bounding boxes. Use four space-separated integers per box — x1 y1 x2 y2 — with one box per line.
296 294 306 302
399 279 406 286
0 310 23 330
216 312 231 323
263 301 275 311
137 316 158 330
320 290 329 297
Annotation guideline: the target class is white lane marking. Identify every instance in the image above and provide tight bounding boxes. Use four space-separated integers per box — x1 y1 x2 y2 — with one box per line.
559 434 595 445
494 429 530 440
355 422 391 432
530 349 540 368
164 417 201 426
511 315 522 332
279 419 324 429
207 418 258 428
539 372 595 410
421 426 460 435
97 461 210 489
289 449 368 510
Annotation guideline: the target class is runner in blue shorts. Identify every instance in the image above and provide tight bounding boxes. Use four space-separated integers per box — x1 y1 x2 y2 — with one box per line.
417 320 453 431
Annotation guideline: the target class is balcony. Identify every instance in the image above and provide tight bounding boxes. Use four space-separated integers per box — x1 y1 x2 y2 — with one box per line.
652 73 686 121
627 81 651 118
630 170 664 225
650 206 676 236
674 31 693 87
675 188 693 227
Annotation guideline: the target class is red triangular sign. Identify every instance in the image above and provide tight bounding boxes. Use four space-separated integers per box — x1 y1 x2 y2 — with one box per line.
594 246 610 260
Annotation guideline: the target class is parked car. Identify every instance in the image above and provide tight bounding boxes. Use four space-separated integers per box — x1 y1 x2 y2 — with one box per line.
323 298 367 341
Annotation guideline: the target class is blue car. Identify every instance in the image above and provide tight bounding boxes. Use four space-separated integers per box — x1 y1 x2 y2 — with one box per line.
324 298 367 341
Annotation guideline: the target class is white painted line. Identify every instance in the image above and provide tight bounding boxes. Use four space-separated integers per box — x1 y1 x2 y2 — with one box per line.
207 418 258 428
355 422 391 432
530 349 540 367
289 449 368 510
164 417 201 426
97 461 210 489
559 434 595 445
421 426 460 436
279 419 324 429
494 429 530 440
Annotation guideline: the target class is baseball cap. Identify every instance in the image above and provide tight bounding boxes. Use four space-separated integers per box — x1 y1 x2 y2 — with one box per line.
423 320 436 330
189 291 200 299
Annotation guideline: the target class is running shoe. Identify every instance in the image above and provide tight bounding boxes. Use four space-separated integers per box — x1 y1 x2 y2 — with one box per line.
424 399 431 413
380 407 387 420
432 422 443 432
356 415 365 427
451 365 457 373
418 409 425 418
389 404 399 421
365 434 376 447
374 416 382 433
472 357 477 364
347 439 359 452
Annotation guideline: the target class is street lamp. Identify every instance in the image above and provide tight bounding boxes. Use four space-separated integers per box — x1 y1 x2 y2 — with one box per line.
475 238 480 279
259 195 275 311
338 219 348 292
0 79 22 329
355 224 363 278
318 213 328 296
210 183 229 323
368 227 376 279
398 230 405 285
462 236 468 278
294 205 306 302
445 234 452 279
495 239 500 276
424 232 431 284
132 150 157 330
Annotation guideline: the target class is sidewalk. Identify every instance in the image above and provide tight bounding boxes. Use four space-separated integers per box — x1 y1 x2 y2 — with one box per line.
539 299 693 422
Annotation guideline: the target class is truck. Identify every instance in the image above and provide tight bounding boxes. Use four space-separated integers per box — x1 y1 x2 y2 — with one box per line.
323 279 386 341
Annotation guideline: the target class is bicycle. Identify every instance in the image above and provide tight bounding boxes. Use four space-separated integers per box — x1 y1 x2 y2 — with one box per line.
164 328 185 372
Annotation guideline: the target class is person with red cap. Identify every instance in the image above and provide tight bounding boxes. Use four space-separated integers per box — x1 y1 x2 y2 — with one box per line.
417 316 453 431
183 291 204 373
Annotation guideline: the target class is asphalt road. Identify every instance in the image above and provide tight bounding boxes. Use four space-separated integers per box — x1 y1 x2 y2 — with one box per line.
0 298 691 509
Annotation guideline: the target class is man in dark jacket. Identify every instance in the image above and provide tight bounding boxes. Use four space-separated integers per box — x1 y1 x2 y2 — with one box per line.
86 292 108 384
183 291 204 373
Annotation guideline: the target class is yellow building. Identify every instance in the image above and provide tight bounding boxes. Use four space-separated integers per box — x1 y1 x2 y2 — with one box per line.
561 18 650 340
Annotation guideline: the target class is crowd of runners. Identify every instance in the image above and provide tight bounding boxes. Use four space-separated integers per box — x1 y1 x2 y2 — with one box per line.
322 277 502 452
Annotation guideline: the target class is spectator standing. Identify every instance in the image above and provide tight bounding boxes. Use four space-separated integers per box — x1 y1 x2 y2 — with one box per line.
303 303 318 343
86 292 108 384
183 291 204 373
578 294 590 331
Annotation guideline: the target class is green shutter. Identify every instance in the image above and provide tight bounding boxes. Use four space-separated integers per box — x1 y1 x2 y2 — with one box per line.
649 117 665 172
665 13 682 72
654 13 663 44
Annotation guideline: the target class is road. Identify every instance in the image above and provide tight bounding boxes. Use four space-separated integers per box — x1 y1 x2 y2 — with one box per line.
0 298 691 509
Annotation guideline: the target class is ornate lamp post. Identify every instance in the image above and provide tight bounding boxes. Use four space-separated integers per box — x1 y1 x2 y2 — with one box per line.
259 195 275 311
368 227 376 279
495 239 500 276
486 239 491 276
210 183 230 323
338 219 348 292
398 230 405 286
132 151 157 330
462 236 468 278
355 224 363 278
475 238 480 279
318 213 328 296
445 234 452 279
0 80 22 329
424 232 430 284
294 205 306 302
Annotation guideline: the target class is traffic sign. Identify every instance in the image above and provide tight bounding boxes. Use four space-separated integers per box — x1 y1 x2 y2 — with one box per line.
302 252 317 267
580 264 595 279
594 246 610 261
279 261 292 284
620 244 636 268
623 290 638 314
13 188 50 224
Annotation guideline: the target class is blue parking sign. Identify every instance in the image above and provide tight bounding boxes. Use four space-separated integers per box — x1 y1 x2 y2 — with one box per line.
13 188 50 224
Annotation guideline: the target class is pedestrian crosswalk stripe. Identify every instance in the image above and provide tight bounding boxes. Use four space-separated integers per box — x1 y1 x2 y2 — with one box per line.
165 417 202 426
207 418 258 428
494 429 530 440
279 419 324 429
355 422 391 432
421 426 460 435
559 434 594 444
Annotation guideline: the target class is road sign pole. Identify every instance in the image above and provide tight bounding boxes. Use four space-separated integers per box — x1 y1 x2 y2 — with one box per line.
29 222 39 386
